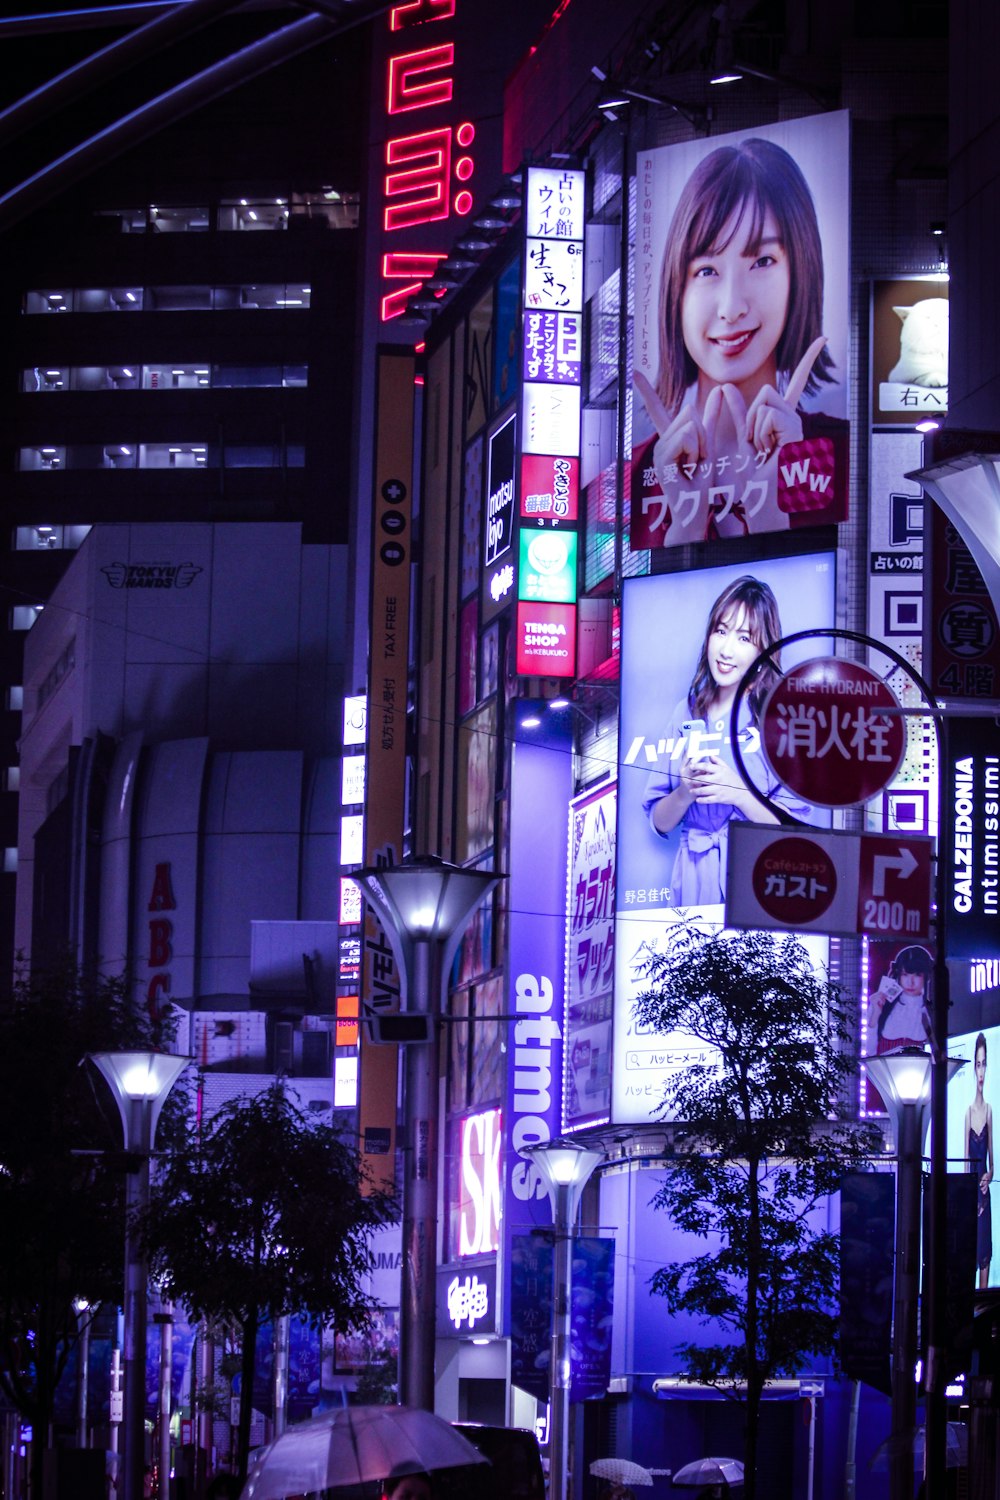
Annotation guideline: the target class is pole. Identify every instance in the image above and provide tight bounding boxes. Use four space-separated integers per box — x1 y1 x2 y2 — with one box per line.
109 1344 122 1497
400 938 440 1410
76 1306 91 1448
156 1310 173 1500
122 1096 152 1500
548 1181 573 1500
891 1103 921 1500
195 1325 213 1497
272 1314 289 1438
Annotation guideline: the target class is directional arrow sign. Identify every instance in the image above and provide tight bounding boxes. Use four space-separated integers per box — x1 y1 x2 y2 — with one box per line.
728 824 932 940
870 844 918 897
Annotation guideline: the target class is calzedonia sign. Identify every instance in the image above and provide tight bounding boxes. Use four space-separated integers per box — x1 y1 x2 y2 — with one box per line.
943 718 1000 959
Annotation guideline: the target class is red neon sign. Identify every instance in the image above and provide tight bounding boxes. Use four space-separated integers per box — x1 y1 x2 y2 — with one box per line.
384 127 452 230
390 0 454 30
380 1 474 319
387 44 454 113
381 251 447 321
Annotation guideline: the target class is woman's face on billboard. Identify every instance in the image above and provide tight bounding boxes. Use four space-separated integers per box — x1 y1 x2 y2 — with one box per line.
680 207 790 398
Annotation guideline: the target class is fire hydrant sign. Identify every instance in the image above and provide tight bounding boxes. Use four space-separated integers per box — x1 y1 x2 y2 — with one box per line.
759 657 906 808
728 823 932 939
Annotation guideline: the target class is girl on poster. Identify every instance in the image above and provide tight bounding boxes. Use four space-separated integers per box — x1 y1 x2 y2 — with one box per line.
967 1032 994 1289
633 136 845 544
641 574 808 905
864 944 934 1054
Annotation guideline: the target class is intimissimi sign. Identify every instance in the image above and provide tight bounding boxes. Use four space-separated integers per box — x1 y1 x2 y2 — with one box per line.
943 717 1000 958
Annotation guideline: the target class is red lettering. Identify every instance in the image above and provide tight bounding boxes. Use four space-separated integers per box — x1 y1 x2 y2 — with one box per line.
389 0 454 29
387 44 454 113
147 861 176 912
380 250 446 320
384 127 451 230
148 918 173 968
146 972 171 1021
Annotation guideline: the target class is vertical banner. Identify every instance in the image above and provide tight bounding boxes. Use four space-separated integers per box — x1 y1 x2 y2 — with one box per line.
569 1237 614 1401
632 112 850 549
509 1233 552 1400
941 719 1000 958
565 782 616 1130
503 735 572 1330
839 1172 894 1395
358 351 415 1192
866 432 934 841
926 504 1000 702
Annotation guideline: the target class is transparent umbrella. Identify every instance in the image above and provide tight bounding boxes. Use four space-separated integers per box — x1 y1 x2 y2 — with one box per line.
240 1406 488 1500
590 1457 654 1487
672 1457 745 1488
870 1422 968 1471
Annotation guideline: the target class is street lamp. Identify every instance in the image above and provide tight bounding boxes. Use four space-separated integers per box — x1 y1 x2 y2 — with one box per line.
865 1048 964 1500
350 856 502 1410
522 1137 603 1500
89 1051 190 1500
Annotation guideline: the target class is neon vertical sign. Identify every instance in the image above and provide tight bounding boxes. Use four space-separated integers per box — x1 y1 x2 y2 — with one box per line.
515 166 586 677
380 0 474 320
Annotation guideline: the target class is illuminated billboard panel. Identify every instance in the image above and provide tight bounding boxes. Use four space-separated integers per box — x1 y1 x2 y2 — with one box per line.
613 553 835 1124
631 112 850 550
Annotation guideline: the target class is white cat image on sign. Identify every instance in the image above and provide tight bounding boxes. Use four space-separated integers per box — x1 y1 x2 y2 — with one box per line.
888 297 949 388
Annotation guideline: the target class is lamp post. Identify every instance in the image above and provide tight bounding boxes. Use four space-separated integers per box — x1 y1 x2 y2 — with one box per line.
865 1049 964 1500
73 1297 91 1449
350 856 502 1410
89 1052 189 1500
522 1137 603 1500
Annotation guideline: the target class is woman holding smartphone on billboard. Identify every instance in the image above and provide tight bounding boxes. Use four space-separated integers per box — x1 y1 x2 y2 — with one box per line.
642 574 808 905
633 136 844 543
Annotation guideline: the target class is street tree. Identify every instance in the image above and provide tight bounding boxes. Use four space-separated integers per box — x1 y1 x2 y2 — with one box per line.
0 961 167 1497
142 1081 397 1487
633 926 878 1500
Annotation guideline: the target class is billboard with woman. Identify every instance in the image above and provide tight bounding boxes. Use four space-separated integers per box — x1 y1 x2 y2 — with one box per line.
613 552 835 1122
632 112 850 549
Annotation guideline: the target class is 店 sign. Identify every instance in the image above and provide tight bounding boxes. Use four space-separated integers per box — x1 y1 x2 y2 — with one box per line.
727 823 933 939
759 657 906 808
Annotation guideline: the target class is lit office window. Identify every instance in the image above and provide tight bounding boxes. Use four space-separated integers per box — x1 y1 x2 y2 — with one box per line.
142 365 210 390
18 446 65 470
217 198 290 231
4 768 19 792
8 688 23 712
13 525 90 551
23 289 72 313
149 205 209 232
3 849 16 874
22 367 67 391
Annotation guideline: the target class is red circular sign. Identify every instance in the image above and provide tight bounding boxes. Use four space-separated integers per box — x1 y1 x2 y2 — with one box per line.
751 836 838 925
759 657 906 808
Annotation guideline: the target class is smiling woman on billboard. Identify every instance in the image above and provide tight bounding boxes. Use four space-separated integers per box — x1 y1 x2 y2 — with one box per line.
641 572 810 906
632 113 850 549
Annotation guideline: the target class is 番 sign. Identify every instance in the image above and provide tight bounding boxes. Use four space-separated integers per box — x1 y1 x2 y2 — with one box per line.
728 823 932 939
